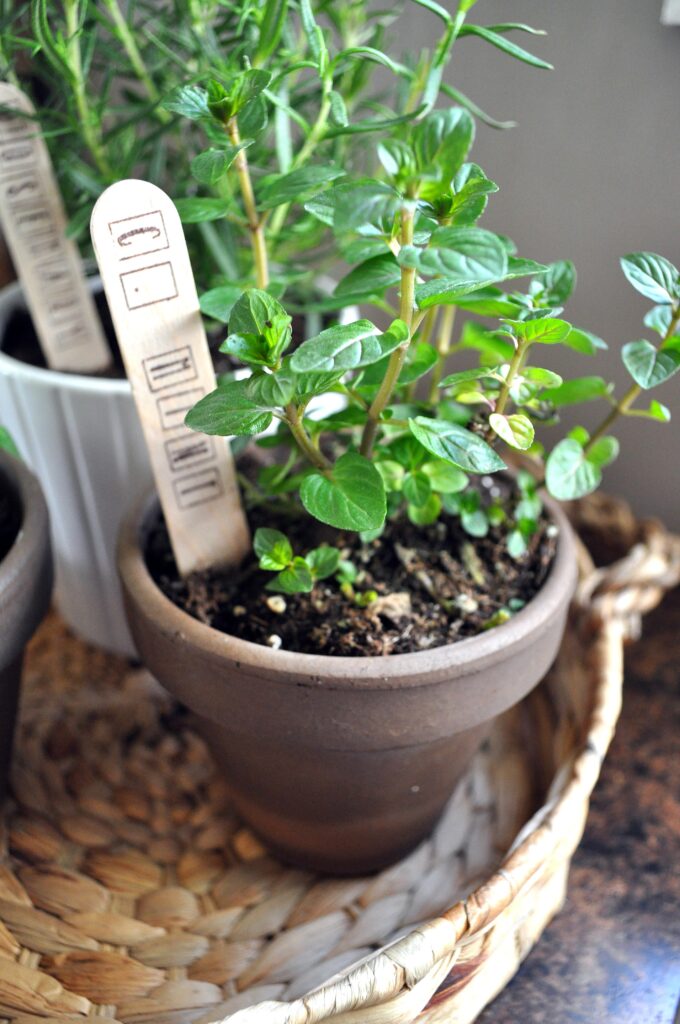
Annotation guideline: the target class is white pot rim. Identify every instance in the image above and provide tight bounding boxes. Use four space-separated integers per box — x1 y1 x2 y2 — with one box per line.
0 278 131 396
0 274 358 396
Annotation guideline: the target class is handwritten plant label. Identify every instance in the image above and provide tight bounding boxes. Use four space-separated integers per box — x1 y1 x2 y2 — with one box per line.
90 178 250 575
0 82 110 372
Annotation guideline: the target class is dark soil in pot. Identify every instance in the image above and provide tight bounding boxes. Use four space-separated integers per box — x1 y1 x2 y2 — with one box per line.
146 478 557 657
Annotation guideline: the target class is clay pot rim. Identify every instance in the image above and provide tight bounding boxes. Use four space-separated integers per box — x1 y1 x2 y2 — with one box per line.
118 486 578 685
0 450 50 604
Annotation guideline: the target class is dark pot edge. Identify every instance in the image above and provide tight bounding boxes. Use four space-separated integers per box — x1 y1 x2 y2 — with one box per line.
0 450 53 662
118 485 579 688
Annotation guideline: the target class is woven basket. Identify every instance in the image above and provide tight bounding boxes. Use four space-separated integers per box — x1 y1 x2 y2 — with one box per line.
1 494 678 1024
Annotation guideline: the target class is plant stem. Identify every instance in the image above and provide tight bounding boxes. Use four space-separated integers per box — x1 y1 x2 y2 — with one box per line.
494 339 528 417
228 117 269 289
64 0 112 179
584 303 680 454
101 0 170 123
360 203 416 457
285 404 331 471
268 89 332 241
427 305 456 401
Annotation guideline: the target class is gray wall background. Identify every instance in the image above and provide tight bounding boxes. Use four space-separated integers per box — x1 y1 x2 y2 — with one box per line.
403 0 680 525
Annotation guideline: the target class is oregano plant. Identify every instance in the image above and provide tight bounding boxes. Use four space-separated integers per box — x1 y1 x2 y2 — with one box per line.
172 2 680 599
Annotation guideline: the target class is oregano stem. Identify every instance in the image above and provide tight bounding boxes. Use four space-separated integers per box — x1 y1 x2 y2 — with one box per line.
427 305 456 401
494 339 528 416
584 302 680 454
228 117 269 289
285 404 331 471
360 203 416 457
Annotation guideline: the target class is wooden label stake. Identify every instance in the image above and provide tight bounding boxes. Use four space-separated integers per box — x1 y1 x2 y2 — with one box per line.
0 82 110 372
90 178 250 575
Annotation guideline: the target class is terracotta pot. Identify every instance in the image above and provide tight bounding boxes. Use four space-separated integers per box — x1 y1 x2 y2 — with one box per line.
0 451 52 800
118 495 578 874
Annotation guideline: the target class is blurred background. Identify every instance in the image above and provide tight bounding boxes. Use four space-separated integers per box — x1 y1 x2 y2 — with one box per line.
402 0 680 526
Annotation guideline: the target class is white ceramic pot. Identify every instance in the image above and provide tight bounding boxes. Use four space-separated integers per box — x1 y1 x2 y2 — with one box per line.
0 276 356 656
0 278 152 656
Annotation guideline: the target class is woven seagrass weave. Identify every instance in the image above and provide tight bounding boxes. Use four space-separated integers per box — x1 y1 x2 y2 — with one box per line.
0 495 677 1024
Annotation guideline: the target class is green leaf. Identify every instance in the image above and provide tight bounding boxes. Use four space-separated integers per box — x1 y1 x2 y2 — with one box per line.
523 367 563 389
545 438 600 500
247 370 295 407
489 413 534 450
329 90 348 127
0 427 19 459
185 381 273 436
440 366 502 389
409 417 506 473
230 290 288 335
403 471 432 507
408 493 442 526
507 529 527 558
412 108 474 182
422 461 468 493
290 318 407 373
254 528 293 571
257 165 345 210
415 227 508 308
620 252 679 305
459 24 553 69
268 558 314 594
173 197 228 223
461 508 489 537
300 452 386 531
191 145 247 185
200 285 243 323
307 546 341 579
409 0 453 23
545 376 610 406
506 317 572 345
397 343 438 384
644 305 675 337
453 289 523 319
536 260 576 303
255 0 288 62
332 181 402 231
162 84 208 119
503 257 549 280
563 327 608 355
631 399 671 422
622 339 680 389
334 254 401 299
587 436 619 468
376 459 405 491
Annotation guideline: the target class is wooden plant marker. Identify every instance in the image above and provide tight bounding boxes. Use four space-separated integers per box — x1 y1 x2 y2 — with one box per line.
90 178 250 575
0 82 110 372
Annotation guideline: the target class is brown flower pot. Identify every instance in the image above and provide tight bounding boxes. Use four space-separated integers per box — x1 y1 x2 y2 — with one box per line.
0 451 53 800
118 495 578 875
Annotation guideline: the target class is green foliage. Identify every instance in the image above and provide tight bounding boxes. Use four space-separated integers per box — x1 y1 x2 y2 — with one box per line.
0 428 20 460
254 528 340 593
11 3 676 608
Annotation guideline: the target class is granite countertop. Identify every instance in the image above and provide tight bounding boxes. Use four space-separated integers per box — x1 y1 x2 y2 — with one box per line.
479 589 680 1024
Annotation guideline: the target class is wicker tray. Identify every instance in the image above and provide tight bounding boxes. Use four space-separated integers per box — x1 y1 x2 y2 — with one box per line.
1 495 678 1024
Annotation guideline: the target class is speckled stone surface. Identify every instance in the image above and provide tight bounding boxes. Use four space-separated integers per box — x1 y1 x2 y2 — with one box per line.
479 589 680 1024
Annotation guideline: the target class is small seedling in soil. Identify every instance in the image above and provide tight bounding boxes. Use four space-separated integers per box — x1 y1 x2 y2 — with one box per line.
144 2 680 656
